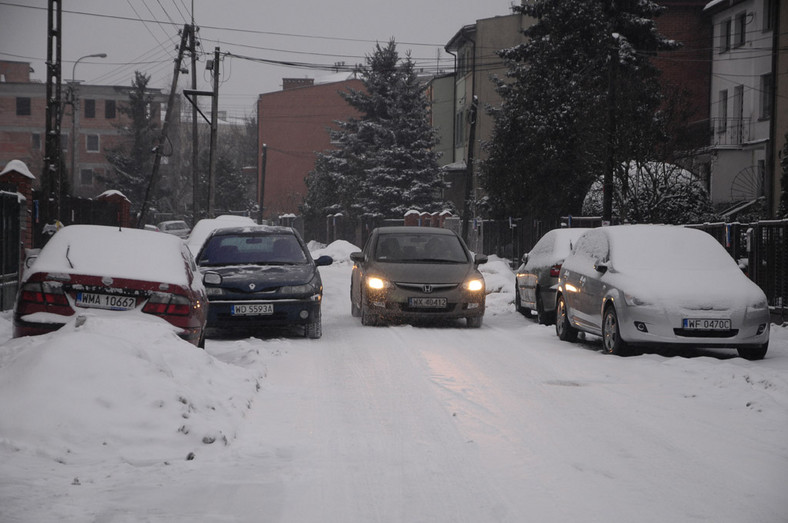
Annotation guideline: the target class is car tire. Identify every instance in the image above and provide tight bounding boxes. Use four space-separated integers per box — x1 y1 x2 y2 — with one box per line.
466 316 483 328
360 294 379 326
536 291 554 325
305 308 322 339
737 342 768 360
515 287 530 316
602 304 628 355
350 289 361 317
555 294 578 342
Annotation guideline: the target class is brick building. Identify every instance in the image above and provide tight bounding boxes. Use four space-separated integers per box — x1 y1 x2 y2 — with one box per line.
0 59 167 200
256 77 363 220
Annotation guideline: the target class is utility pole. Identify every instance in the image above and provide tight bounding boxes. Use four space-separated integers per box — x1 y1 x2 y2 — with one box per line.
137 25 191 227
603 6 618 225
189 25 199 225
258 144 267 224
207 47 220 218
44 0 62 224
461 96 478 243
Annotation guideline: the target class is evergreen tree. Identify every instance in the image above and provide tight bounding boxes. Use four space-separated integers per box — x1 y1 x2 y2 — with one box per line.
103 71 159 212
304 40 447 221
481 0 678 220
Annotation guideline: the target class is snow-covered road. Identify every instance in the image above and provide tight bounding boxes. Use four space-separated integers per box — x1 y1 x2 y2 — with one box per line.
1 248 787 522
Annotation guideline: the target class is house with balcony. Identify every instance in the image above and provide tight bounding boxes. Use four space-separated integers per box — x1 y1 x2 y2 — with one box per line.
704 0 777 215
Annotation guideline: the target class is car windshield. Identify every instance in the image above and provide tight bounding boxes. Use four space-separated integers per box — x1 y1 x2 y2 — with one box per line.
374 233 468 263
198 233 307 266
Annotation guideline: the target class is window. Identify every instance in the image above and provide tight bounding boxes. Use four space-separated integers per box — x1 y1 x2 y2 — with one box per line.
84 99 96 119
764 0 774 31
718 89 728 132
16 97 31 116
454 110 466 147
105 99 116 119
31 133 41 150
719 18 732 52
760 73 773 120
734 12 747 47
86 134 100 152
80 169 94 186
733 85 744 143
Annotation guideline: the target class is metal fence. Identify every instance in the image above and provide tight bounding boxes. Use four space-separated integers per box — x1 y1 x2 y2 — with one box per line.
688 220 787 322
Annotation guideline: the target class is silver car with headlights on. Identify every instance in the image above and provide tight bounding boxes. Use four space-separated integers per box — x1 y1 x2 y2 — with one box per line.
350 226 487 327
555 225 770 359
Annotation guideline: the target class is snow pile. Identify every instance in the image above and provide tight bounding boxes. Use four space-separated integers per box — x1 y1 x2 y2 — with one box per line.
309 239 358 265
0 314 260 464
479 255 515 314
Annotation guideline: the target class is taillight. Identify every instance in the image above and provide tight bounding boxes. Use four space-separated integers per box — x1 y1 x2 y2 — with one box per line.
19 281 70 307
550 264 562 278
143 292 192 316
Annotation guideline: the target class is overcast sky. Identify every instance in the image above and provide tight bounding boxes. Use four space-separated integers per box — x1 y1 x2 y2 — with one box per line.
0 0 518 118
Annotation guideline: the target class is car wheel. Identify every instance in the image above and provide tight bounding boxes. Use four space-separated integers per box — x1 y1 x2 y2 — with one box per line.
555 294 577 342
305 308 322 339
360 294 379 326
350 289 361 317
737 342 768 360
515 287 531 317
466 316 483 328
602 304 628 355
536 291 554 325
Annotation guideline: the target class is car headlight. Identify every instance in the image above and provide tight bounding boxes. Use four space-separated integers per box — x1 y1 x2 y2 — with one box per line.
280 282 317 295
366 276 389 290
205 287 224 297
624 293 650 306
463 278 485 292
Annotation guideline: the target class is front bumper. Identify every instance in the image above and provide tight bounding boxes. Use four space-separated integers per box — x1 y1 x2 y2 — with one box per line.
206 298 322 329
363 288 485 323
615 303 770 349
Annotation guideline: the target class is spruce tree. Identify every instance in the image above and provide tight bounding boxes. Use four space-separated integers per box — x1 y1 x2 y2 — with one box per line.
104 71 159 212
481 0 678 220
304 40 447 221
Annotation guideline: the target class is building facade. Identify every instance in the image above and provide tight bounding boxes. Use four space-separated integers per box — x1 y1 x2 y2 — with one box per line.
704 0 777 213
256 77 363 220
0 60 166 200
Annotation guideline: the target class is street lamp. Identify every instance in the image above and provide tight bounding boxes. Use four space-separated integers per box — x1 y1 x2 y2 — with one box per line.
70 53 107 196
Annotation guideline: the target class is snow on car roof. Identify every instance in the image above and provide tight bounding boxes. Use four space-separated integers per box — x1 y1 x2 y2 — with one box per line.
186 215 256 256
603 224 738 271
28 225 192 286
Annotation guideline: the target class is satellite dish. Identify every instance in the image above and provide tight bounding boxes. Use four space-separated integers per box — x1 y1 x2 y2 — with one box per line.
729 166 763 202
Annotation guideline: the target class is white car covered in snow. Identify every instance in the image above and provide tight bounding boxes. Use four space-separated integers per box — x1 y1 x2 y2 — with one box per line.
555 225 770 359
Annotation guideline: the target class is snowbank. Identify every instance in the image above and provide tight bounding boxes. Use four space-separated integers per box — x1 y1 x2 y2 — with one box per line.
0 314 260 464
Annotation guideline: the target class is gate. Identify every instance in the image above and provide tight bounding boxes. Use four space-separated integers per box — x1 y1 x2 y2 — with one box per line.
0 188 21 310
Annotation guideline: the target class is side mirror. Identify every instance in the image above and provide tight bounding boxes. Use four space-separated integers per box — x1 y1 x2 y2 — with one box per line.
314 255 333 267
203 272 222 285
521 253 529 265
474 254 488 265
349 251 365 263
594 261 608 274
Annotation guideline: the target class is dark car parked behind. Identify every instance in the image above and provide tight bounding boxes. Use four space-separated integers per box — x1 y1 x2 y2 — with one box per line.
515 227 590 324
196 225 332 338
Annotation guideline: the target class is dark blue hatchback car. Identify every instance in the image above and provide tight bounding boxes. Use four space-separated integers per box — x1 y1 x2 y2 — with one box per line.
196 225 332 338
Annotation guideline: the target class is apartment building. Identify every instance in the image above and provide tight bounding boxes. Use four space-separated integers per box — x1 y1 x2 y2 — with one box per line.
704 0 777 213
0 60 166 200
